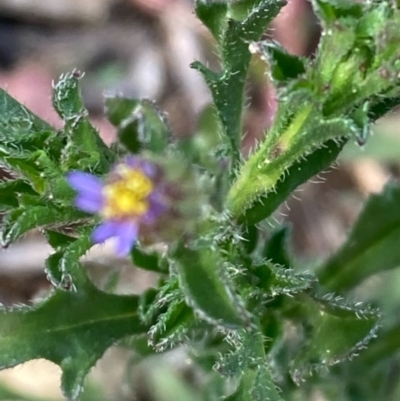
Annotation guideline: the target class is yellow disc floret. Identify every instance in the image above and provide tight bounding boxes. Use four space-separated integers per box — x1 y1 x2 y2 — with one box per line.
101 165 154 220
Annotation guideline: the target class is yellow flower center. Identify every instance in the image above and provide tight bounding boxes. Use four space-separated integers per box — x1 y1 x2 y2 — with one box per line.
101 165 154 220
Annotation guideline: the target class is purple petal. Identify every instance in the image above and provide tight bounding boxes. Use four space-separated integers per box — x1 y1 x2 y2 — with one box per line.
115 221 139 256
67 171 103 197
92 221 121 244
142 192 166 224
75 194 103 213
124 157 157 178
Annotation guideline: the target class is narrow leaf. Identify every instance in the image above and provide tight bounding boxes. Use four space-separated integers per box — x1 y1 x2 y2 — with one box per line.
318 183 400 291
237 139 345 224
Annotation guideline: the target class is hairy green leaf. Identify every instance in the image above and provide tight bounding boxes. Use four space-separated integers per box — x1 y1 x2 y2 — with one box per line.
311 0 364 25
0 88 57 154
174 244 249 328
2 154 47 193
290 293 380 383
220 331 283 401
148 300 196 352
1 205 87 246
0 179 36 209
195 0 228 42
53 71 114 173
192 0 285 161
44 229 76 249
0 283 146 399
225 368 283 401
45 228 93 288
253 262 316 298
105 96 170 154
361 322 400 365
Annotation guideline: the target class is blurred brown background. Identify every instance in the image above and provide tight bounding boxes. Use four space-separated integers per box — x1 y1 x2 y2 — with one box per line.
0 0 398 399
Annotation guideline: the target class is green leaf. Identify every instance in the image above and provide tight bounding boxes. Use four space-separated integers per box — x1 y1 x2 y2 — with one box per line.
105 96 170 154
219 331 284 401
174 244 249 329
368 95 400 121
313 3 400 117
0 88 56 154
318 183 400 292
53 70 85 119
148 299 196 352
45 229 93 288
242 224 258 254
290 293 380 384
0 282 146 400
144 276 200 352
230 108 357 217
311 0 364 25
53 71 114 173
3 150 68 198
195 0 228 42
0 205 87 246
217 331 266 377
224 368 283 401
262 225 292 268
2 154 47 193
236 139 345 225
253 262 316 297
138 287 159 324
131 246 168 273
251 40 306 83
192 0 285 161
361 322 400 365
251 366 285 401
0 179 36 209
229 3 400 219
44 229 76 249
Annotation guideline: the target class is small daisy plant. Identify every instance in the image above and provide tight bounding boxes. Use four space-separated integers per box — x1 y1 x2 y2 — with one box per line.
0 1 399 400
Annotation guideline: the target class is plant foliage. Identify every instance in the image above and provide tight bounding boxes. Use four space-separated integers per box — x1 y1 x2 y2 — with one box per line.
0 1 400 400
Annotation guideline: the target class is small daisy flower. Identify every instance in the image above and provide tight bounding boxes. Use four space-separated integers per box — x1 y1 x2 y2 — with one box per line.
67 156 167 256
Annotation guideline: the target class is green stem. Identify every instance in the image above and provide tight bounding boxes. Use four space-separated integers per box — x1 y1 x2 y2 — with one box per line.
227 103 314 215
